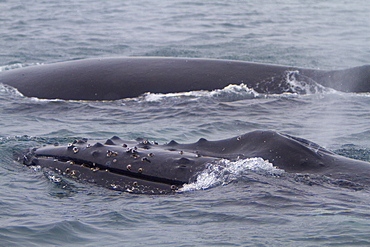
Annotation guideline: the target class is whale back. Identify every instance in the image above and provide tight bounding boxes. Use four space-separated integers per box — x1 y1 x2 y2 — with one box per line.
1 57 369 100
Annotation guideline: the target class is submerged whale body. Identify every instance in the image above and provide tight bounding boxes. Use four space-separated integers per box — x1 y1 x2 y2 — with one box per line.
17 131 370 194
1 57 370 100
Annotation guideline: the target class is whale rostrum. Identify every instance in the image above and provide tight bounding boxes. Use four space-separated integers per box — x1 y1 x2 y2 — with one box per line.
17 131 370 194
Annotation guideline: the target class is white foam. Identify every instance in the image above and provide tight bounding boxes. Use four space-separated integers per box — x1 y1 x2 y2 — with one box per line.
45 171 62 183
209 83 261 101
284 70 335 94
141 83 261 102
178 157 284 192
141 90 210 102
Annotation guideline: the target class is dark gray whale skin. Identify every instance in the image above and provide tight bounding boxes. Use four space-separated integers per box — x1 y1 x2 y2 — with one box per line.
1 57 370 100
17 131 370 194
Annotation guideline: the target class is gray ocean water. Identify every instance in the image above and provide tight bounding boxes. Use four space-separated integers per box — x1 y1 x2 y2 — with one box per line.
1 0 370 246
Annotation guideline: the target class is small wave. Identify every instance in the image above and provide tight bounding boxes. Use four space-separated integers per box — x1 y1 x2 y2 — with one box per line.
178 157 284 192
0 83 24 98
0 62 43 72
0 83 85 102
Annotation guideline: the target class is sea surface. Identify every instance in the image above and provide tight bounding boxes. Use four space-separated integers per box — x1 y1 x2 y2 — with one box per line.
1 0 370 246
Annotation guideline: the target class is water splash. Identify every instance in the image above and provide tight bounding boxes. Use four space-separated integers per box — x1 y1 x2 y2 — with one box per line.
178 157 284 192
284 70 330 94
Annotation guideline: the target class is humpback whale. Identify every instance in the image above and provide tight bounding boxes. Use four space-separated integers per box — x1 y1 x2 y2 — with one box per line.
17 131 370 194
6 58 370 193
1 57 370 100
